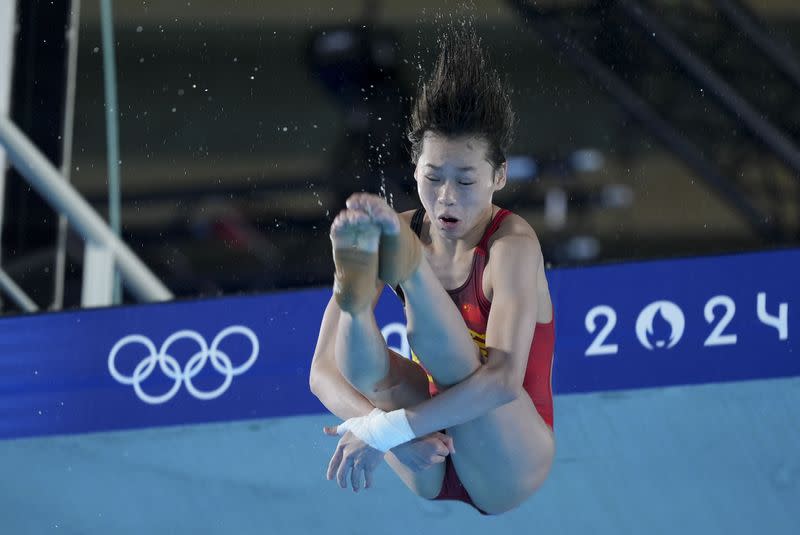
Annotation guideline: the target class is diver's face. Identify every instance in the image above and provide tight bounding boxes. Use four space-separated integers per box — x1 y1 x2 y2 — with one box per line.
414 132 506 239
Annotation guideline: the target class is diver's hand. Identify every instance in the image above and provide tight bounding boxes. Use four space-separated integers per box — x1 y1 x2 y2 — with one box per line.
324 429 384 492
388 432 455 473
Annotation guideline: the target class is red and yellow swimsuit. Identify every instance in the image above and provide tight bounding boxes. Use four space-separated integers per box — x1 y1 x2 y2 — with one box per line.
399 207 556 514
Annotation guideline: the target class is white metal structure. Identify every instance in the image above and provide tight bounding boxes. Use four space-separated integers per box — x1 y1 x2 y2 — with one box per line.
0 1 172 309
0 117 172 304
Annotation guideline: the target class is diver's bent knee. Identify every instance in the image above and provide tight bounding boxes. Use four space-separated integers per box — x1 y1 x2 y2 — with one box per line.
341 361 429 409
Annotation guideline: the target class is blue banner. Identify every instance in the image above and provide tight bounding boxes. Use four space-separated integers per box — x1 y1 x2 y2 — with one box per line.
0 248 797 440
550 248 797 392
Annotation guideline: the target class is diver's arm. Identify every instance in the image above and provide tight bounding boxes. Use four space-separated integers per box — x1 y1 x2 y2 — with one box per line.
402 235 543 437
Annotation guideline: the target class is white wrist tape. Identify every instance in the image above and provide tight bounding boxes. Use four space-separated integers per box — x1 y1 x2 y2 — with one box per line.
337 408 415 452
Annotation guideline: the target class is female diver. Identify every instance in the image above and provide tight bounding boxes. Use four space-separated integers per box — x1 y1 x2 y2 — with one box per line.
309 27 556 515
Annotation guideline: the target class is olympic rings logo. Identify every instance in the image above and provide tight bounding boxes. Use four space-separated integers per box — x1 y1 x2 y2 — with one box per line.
108 325 259 404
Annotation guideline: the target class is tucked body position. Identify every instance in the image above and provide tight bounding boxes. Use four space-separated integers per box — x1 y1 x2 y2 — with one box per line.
309 27 556 515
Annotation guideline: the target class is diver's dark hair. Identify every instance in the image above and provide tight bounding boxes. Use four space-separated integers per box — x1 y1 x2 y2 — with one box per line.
408 26 515 170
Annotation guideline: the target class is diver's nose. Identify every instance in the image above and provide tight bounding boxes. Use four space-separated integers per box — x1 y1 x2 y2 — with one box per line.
438 181 456 206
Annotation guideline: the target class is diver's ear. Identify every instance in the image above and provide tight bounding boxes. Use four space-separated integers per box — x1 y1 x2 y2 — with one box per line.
493 162 508 191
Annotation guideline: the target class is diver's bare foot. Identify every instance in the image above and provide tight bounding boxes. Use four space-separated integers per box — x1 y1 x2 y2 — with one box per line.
345 193 421 287
345 193 401 235
330 209 381 313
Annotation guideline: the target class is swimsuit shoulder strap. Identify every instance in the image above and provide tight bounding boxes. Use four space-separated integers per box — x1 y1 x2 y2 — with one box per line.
477 208 512 254
410 207 425 237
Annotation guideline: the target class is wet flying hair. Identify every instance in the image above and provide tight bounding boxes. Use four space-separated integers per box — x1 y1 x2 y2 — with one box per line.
407 25 516 170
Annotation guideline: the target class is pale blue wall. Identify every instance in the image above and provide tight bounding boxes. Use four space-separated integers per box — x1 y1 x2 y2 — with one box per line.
1 376 797 534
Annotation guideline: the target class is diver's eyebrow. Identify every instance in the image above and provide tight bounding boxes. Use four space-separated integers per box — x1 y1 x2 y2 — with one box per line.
424 164 476 171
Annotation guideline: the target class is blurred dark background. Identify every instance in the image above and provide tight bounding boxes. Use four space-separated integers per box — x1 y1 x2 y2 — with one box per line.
2 0 799 313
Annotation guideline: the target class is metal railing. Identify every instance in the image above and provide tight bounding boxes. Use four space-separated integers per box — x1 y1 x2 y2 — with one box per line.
0 116 173 306
0 1 171 312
